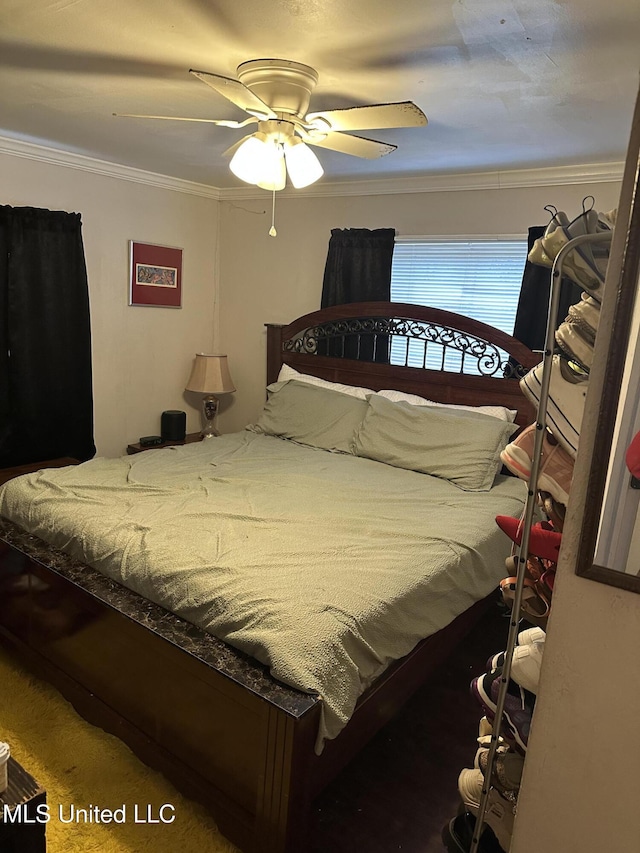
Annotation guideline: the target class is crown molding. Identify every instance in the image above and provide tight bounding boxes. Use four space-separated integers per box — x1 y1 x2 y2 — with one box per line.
219 161 625 200
0 135 222 199
0 133 623 200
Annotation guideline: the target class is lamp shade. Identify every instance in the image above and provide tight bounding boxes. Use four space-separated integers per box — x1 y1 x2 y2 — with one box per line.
185 354 235 395
284 138 324 188
256 150 286 191
229 133 269 185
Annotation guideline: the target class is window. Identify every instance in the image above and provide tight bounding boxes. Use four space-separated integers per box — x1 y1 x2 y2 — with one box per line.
390 237 527 371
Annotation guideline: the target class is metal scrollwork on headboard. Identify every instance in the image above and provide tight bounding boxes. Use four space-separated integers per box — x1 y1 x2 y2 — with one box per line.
282 316 527 379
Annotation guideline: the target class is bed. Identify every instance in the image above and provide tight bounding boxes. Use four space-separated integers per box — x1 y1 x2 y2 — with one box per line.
0 302 538 852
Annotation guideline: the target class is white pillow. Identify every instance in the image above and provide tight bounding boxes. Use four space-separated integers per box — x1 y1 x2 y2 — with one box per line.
376 388 517 423
277 364 374 400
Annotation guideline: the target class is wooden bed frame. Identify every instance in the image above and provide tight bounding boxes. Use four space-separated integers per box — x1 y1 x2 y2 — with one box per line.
0 303 538 853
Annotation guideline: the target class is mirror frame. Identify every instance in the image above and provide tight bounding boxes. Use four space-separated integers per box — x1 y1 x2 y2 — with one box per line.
575 85 640 594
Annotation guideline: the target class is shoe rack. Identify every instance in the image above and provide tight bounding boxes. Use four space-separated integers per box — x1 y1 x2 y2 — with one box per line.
466 227 613 853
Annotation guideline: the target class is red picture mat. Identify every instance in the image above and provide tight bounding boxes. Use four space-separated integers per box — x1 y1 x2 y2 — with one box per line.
129 241 182 308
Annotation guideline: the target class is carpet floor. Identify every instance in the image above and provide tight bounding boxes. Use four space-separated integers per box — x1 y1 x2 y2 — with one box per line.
0 646 238 853
0 603 508 853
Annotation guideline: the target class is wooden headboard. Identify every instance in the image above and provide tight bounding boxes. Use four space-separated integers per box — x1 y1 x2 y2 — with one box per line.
266 301 539 428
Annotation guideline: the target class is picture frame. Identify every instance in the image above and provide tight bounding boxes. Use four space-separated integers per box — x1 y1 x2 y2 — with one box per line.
129 241 182 308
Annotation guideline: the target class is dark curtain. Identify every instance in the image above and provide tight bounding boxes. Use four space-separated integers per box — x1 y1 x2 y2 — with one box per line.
0 206 95 468
513 225 582 353
320 227 395 361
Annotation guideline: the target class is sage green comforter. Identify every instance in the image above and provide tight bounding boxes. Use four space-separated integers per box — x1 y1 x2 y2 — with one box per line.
0 431 526 748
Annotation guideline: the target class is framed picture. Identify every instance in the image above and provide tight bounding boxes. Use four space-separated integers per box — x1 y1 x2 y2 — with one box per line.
129 241 182 308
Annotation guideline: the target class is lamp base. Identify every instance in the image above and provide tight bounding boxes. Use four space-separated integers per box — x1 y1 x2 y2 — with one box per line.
201 395 220 438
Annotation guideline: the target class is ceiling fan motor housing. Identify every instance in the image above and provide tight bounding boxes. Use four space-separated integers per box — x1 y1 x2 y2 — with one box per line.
236 59 319 118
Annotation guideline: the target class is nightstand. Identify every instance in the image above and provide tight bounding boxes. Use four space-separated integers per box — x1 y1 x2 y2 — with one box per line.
126 432 204 455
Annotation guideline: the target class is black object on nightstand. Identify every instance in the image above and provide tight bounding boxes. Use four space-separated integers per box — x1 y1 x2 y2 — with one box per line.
139 435 163 447
161 410 187 441
0 757 47 853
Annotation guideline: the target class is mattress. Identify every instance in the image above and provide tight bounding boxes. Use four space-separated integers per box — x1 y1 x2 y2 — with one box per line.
0 431 526 748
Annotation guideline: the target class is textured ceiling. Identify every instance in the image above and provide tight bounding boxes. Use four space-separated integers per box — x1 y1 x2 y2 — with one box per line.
1 0 639 188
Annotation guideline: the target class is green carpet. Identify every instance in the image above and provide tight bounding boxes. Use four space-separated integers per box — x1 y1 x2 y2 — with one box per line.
0 646 238 852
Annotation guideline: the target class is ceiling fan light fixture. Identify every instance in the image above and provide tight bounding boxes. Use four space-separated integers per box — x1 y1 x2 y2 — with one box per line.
229 132 270 185
229 131 286 190
255 141 286 191
283 138 324 188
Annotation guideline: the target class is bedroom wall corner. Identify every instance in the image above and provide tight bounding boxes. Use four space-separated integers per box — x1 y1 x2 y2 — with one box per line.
0 150 220 458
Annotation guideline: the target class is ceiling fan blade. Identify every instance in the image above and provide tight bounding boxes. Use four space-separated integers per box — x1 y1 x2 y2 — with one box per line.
113 113 257 128
306 102 427 132
305 131 396 159
189 69 277 120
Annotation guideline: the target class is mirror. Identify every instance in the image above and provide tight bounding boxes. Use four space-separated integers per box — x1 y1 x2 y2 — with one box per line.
575 83 640 593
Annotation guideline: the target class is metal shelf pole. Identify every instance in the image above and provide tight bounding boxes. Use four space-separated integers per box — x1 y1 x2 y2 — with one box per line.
468 229 612 853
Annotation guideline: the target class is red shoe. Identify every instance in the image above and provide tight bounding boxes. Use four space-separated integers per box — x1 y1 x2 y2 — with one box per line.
625 431 640 478
496 515 562 563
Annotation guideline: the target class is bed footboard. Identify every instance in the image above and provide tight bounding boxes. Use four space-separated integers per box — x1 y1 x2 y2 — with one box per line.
0 527 320 853
0 522 494 852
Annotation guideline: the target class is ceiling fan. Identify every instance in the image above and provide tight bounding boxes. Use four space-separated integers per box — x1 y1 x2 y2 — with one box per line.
116 58 428 191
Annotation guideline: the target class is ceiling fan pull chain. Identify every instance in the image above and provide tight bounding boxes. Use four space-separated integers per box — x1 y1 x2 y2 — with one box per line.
269 190 277 237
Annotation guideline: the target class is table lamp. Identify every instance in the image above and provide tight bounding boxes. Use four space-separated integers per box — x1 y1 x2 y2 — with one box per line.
185 354 235 438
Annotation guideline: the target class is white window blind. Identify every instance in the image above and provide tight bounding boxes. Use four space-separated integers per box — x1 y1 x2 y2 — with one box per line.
390 238 527 372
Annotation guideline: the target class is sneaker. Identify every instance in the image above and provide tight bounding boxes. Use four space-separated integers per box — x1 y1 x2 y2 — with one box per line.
541 203 613 299
562 206 613 296
487 650 505 672
500 422 574 504
470 668 534 752
486 639 545 695
567 292 600 339
555 319 594 370
528 208 570 268
441 811 504 853
495 515 562 562
462 784 516 853
478 716 494 739
476 746 525 793
519 356 589 459
458 767 485 804
517 625 546 646
511 640 544 694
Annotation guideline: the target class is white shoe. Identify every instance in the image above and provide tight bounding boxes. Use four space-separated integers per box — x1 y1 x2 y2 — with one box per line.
520 355 589 458
555 320 594 370
527 209 570 269
542 206 613 300
458 767 484 804
511 640 545 694
517 626 546 646
461 779 516 853
568 292 599 338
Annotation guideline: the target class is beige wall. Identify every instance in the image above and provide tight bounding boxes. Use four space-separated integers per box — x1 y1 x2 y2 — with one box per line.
216 181 621 432
0 152 219 458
